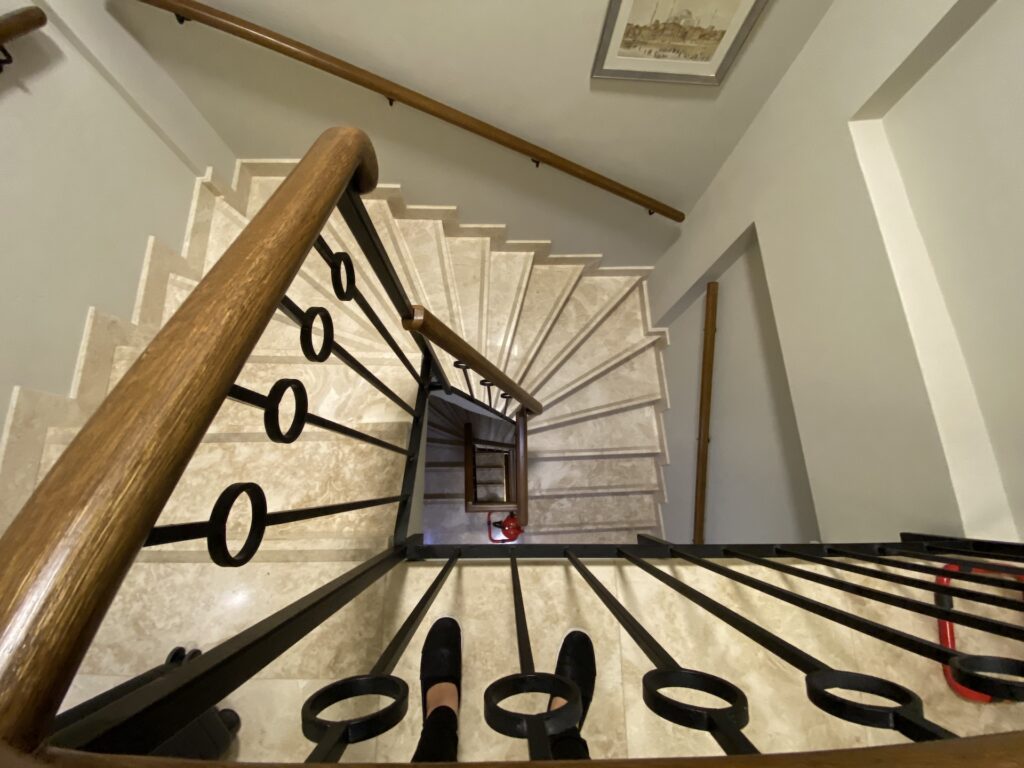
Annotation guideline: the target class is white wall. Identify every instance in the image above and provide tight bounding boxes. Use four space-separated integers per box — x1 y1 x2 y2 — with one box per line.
651 0 971 542
108 0 830 268
884 0 1024 532
662 238 817 544
0 0 198 413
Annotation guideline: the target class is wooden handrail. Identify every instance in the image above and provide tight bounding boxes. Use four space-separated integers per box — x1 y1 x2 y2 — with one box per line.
693 281 718 545
13 724 1024 766
135 0 686 222
0 6 46 45
403 305 543 415
0 127 376 752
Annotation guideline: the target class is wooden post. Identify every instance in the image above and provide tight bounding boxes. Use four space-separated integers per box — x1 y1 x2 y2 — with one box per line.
515 412 528 527
693 282 719 545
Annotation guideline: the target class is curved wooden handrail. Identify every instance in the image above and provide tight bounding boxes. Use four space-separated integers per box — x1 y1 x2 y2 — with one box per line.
0 127 376 752
403 305 543 415
0 6 47 45
135 0 686 223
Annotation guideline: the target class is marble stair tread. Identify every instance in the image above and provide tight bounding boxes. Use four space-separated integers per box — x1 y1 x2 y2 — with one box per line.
446 237 489 353
107 349 416 436
504 263 584 382
37 426 409 530
528 456 661 496
532 345 665 430
482 251 532 367
533 288 655 404
527 493 661 530
529 407 664 458
425 467 464 496
521 275 639 392
395 218 459 331
76 558 391 682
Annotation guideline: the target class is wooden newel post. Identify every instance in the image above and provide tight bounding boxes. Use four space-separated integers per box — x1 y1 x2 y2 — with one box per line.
515 412 528 527
693 282 719 545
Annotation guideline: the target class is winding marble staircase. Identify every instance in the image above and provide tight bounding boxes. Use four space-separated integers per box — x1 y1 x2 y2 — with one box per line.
0 159 668 760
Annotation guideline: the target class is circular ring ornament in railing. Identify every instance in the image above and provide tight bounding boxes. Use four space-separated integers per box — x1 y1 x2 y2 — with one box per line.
500 392 511 399
302 675 409 747
453 360 469 370
207 482 267 567
480 379 493 388
327 251 356 302
264 379 308 443
949 655 1024 701
483 672 582 739
299 306 334 363
805 670 924 729
642 668 749 732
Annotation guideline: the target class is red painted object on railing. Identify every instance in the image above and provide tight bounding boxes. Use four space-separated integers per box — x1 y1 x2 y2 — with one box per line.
935 562 1024 702
488 511 523 543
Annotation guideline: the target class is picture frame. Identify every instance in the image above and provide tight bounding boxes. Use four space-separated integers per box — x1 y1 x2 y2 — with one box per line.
591 0 770 86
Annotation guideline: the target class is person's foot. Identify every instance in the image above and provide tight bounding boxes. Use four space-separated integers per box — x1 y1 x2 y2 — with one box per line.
420 617 462 721
548 630 595 729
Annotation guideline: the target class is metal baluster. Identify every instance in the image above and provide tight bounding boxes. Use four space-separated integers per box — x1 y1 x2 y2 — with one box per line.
501 392 511 416
634 537 1024 703
621 551 955 742
484 556 582 760
303 554 460 762
565 551 758 755
311 236 422 385
453 360 473 394
480 379 494 408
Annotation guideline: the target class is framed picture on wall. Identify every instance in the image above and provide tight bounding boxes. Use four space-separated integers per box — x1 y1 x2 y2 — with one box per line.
592 0 769 85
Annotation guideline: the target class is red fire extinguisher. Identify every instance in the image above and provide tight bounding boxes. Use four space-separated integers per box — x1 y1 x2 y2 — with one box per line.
488 511 524 543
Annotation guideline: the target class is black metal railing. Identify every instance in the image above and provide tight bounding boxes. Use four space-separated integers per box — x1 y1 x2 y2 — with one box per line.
53 531 1024 761
44 170 1024 762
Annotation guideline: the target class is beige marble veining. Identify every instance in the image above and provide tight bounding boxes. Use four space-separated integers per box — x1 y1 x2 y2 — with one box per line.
523 275 637 390
446 237 488 352
484 251 533 366
536 288 649 403
530 406 662 457
504 264 583 381
529 456 660 495
533 344 664 429
396 219 457 330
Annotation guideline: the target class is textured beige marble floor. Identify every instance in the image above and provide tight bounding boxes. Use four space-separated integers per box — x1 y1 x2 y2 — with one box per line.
60 556 1024 762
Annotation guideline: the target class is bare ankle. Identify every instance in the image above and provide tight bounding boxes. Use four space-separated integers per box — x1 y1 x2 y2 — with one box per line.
426 681 459 717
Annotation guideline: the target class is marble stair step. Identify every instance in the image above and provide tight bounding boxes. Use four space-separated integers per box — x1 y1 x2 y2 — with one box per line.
446 237 489 354
521 274 640 393
481 250 533 369
534 288 661 405
531 344 665 430
198 196 387 353
504 263 585 382
107 349 416 438
38 424 409 537
425 466 464 496
529 406 665 460
528 456 662 498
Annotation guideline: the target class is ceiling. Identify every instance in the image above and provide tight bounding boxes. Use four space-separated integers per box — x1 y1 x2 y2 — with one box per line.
111 0 830 265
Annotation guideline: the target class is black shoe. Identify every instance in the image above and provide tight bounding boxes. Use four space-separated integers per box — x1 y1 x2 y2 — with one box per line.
420 617 462 722
550 630 595 730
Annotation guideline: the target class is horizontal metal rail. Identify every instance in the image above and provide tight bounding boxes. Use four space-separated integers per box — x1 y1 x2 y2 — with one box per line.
278 295 414 415
228 383 408 454
829 546 1024 590
145 495 404 547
